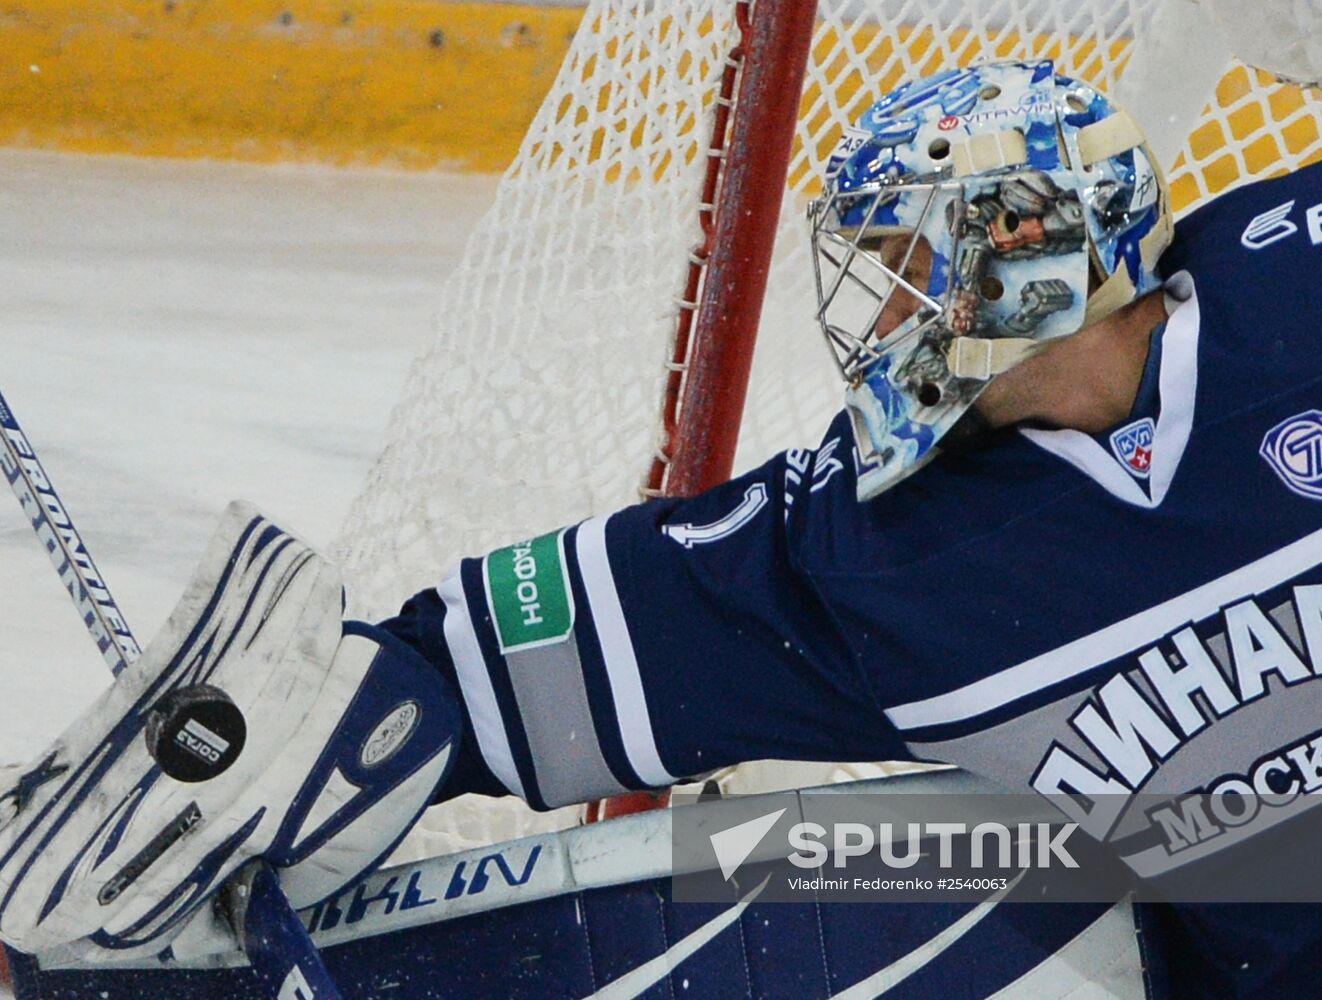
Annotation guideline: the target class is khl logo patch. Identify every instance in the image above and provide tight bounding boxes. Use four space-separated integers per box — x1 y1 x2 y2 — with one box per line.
1261 410 1322 500
1109 417 1155 479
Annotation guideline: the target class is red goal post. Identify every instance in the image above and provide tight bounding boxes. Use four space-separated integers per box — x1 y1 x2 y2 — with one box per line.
593 0 819 822
645 0 819 503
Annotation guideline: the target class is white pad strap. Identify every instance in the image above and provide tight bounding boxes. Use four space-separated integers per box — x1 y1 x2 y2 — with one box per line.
1077 109 1145 166
1084 266 1136 327
947 336 1039 380
953 129 1028 176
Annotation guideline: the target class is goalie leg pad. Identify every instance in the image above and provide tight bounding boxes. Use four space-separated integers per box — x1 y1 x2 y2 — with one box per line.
0 501 461 958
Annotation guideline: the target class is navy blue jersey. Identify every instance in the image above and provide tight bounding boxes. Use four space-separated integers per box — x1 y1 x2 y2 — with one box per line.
383 159 1322 998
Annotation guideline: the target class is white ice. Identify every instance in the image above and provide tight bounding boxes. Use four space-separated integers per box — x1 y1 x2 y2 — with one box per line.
0 148 496 765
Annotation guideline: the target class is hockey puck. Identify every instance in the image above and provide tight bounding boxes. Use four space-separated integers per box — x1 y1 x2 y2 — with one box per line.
145 684 247 783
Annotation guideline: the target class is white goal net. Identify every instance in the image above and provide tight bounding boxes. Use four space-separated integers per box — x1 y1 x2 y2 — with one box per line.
335 0 1322 859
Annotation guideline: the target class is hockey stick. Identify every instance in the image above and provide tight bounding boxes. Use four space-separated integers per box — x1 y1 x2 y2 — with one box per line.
0 393 140 677
0 387 345 1000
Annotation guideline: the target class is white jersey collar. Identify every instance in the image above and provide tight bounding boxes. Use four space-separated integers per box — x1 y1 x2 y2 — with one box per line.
1019 271 1198 510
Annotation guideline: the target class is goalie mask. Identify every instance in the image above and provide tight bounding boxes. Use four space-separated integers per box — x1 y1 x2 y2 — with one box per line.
809 59 1173 500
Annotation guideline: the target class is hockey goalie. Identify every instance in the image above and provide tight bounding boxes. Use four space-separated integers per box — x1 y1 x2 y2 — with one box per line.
2 60 1321 999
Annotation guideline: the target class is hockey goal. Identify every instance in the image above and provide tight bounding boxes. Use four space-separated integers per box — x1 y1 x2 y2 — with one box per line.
335 0 1322 860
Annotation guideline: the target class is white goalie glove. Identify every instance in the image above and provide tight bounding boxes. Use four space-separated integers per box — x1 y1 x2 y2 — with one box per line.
0 502 461 960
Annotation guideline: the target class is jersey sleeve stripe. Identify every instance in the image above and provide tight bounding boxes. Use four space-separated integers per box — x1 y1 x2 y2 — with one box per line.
437 568 527 801
575 515 679 787
500 632 631 807
885 525 1322 732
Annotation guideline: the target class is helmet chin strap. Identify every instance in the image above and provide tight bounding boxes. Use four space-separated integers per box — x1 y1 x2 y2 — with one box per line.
946 335 1041 379
1084 264 1138 326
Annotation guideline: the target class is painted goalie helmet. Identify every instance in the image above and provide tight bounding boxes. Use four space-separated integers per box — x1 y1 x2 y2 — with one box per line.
809 59 1173 500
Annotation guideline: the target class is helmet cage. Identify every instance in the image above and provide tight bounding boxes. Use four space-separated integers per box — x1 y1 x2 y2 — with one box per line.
809 175 963 390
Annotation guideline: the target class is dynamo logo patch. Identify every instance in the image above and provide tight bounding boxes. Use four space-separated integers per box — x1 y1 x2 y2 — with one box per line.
1109 417 1155 479
1261 410 1322 501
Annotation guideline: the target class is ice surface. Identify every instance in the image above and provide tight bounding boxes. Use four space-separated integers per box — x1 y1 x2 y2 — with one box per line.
0 149 496 767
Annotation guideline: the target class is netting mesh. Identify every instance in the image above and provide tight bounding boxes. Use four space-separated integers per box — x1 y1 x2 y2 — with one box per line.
336 0 1322 858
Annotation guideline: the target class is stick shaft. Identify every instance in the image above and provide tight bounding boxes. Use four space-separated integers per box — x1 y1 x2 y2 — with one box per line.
229 863 347 1000
0 390 140 674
